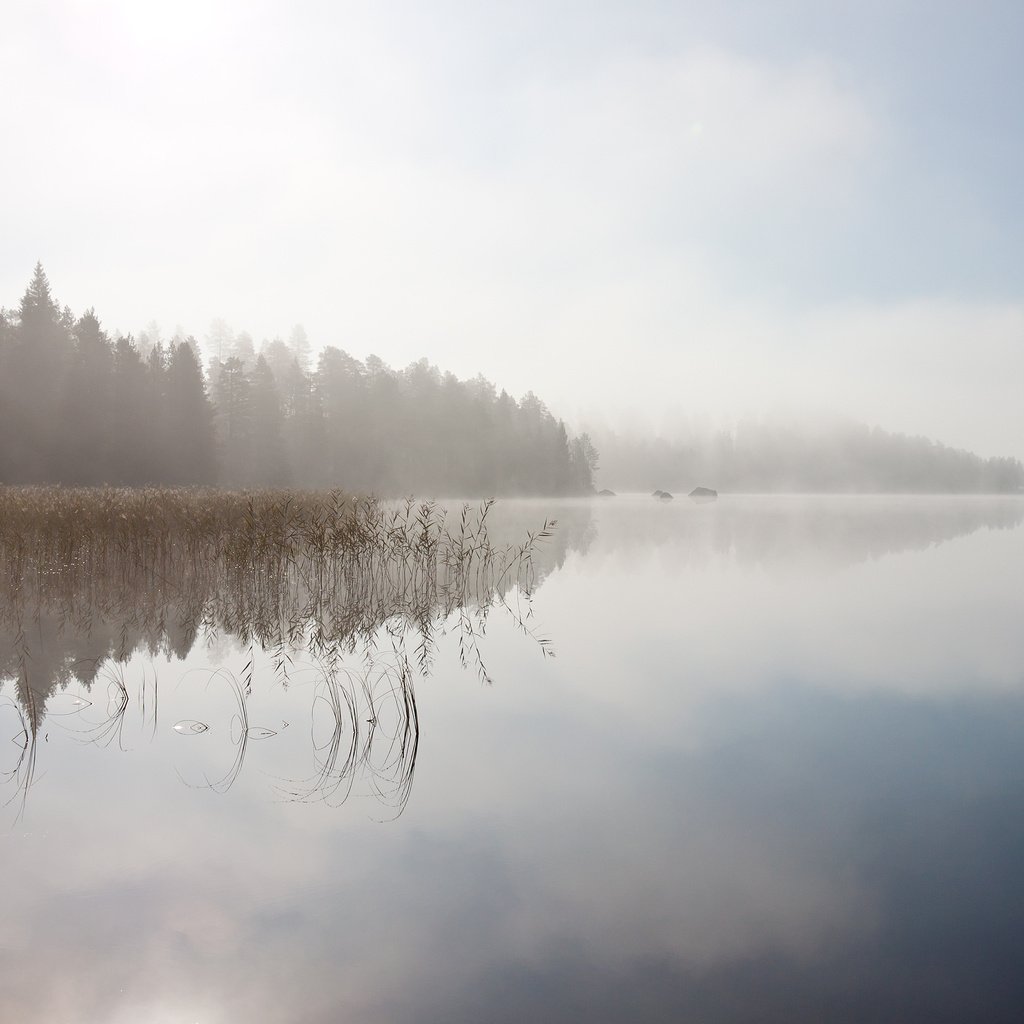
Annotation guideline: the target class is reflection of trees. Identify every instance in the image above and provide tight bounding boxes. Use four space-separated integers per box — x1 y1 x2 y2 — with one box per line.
0 489 577 818
0 694 37 822
584 495 1024 569
0 492 564 706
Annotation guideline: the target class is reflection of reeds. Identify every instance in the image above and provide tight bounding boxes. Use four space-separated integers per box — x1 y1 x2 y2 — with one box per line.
68 665 130 750
276 654 419 818
0 489 551 692
360 657 419 819
0 487 556 819
276 664 364 808
0 695 36 823
174 667 273 794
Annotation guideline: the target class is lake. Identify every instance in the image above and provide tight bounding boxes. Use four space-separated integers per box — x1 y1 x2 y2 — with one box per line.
3 494 1024 1023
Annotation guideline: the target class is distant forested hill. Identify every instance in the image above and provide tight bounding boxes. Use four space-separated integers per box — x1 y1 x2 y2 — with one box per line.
591 419 1024 494
4 265 1019 495
0 265 597 494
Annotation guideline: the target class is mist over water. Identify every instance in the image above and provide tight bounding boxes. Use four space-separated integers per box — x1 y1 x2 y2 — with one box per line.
3 495 1024 1023
4 2 1024 1020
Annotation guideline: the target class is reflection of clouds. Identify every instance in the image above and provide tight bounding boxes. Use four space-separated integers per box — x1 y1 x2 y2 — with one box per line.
0 631 888 1024
350 649 881 984
0 686 1019 1022
549 500 1024 716
345 686 1024 1023
1 498 1023 1021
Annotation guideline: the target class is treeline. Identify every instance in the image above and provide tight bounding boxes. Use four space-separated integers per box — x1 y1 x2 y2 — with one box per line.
591 419 1024 493
0 265 597 494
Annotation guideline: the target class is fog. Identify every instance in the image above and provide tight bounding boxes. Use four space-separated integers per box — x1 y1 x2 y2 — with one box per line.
7 9 1024 1020
2 1 1022 462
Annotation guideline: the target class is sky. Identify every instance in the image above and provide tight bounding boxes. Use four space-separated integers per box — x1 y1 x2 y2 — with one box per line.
2 0 1023 457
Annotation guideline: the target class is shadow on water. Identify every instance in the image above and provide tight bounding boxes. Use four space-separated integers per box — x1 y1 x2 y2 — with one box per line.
0 488 571 820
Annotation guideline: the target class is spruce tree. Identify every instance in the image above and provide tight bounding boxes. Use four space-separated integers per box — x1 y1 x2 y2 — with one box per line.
59 310 114 483
166 342 217 483
7 264 74 480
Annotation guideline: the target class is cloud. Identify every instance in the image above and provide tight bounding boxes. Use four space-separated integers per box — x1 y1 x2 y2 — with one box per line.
1 4 1019 458
565 292 1024 458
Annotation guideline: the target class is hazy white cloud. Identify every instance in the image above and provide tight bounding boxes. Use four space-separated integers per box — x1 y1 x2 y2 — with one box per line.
566 293 1024 458
2 1 1021 457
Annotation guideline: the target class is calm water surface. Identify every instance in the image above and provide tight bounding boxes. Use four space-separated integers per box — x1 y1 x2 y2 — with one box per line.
3 495 1024 1023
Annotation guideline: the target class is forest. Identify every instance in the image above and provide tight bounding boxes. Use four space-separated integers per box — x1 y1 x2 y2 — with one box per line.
0 265 598 494
590 420 1024 494
2 264 1021 496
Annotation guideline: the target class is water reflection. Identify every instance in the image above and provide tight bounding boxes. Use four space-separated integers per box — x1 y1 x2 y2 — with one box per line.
2 495 1024 1023
0 496 567 819
577 492 1024 567
2 494 1021 822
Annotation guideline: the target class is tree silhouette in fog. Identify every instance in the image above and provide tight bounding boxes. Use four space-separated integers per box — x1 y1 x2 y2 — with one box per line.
589 418 1024 494
0 265 217 486
1 263 74 481
0 265 596 494
7 264 1015 494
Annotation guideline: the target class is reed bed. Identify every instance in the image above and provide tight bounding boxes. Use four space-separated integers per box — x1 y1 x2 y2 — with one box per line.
0 486 556 819
0 486 554 700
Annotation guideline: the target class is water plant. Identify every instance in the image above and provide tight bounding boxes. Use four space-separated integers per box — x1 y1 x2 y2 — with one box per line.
0 486 557 818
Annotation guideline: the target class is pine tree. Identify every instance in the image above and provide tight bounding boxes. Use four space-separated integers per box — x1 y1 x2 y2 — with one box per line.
58 310 114 483
210 356 253 484
165 342 217 483
0 308 15 480
144 343 170 481
110 336 153 484
249 355 290 485
289 324 312 373
6 263 74 481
